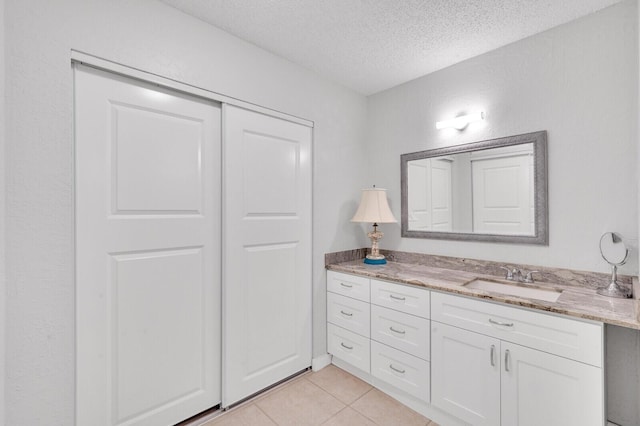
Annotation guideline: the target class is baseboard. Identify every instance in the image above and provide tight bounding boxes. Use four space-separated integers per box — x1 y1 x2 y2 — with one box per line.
331 358 465 426
311 354 332 372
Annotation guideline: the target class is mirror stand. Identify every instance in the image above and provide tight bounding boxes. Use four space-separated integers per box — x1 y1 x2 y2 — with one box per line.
596 232 631 298
596 264 631 298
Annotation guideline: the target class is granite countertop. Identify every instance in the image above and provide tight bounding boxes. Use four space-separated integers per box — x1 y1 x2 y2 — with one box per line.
327 259 640 329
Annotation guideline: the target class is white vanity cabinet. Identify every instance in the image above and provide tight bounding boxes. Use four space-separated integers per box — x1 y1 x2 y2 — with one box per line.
369 279 431 402
326 271 431 401
431 292 604 426
326 271 371 372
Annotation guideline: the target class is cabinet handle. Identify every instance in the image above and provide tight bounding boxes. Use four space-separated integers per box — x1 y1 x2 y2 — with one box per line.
389 364 406 374
489 318 514 327
340 310 353 317
389 294 406 301
490 345 496 367
505 349 511 372
389 326 406 335
340 342 353 350
340 282 353 288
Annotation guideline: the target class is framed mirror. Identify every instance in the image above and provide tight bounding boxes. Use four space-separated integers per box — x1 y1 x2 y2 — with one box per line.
401 131 548 244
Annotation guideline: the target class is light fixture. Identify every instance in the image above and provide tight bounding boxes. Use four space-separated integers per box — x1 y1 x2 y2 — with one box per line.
436 111 485 130
351 187 397 265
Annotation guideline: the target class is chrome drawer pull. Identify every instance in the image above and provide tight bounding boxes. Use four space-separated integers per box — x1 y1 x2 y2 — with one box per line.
489 318 514 327
340 342 353 350
389 364 406 374
505 349 511 372
490 344 496 366
340 282 353 288
340 310 353 317
389 326 406 335
389 294 406 301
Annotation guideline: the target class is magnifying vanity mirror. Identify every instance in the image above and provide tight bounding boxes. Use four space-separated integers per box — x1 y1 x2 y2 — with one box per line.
401 131 548 244
597 232 631 298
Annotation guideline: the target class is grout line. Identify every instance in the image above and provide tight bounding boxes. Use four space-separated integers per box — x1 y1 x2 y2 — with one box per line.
253 403 279 426
318 405 349 426
301 376 347 406
349 387 374 406
349 389 380 425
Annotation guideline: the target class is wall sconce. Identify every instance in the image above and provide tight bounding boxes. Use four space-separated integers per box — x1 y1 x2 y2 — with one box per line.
436 111 485 130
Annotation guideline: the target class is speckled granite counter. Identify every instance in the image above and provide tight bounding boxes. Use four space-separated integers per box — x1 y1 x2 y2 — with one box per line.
327 257 640 330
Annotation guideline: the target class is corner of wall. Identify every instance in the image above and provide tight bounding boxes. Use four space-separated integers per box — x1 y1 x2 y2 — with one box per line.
637 0 640 287
0 0 6 421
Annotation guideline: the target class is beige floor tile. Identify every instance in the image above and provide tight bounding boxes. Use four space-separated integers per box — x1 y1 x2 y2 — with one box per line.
427 422 440 426
307 365 372 404
204 404 276 426
256 378 346 426
321 407 377 426
351 388 431 426
250 370 311 404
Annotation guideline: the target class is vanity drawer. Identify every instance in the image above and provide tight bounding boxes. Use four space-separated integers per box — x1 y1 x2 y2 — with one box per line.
327 292 370 338
371 305 430 360
431 292 603 367
371 340 430 402
327 271 370 302
371 279 430 318
328 323 370 373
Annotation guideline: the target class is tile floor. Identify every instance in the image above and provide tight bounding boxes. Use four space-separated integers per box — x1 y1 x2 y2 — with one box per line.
197 365 439 426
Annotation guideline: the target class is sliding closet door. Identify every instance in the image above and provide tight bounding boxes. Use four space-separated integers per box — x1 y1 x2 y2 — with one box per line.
75 65 221 426
223 105 312 407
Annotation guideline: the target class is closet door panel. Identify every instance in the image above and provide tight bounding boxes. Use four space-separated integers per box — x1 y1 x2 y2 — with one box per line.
223 105 312 407
75 65 221 426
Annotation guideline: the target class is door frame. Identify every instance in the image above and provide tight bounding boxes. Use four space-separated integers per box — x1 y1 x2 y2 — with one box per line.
71 50 314 128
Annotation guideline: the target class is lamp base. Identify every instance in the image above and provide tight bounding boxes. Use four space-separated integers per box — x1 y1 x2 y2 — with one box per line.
364 257 387 265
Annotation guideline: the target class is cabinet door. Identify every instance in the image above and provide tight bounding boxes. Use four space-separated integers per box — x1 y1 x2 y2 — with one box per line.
501 342 604 426
327 271 370 302
371 305 430 360
327 292 370 337
431 322 500 426
370 341 430 402
327 324 370 373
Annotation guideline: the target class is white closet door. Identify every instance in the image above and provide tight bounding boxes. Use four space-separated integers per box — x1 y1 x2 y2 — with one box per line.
472 154 532 235
223 105 312 407
429 159 453 231
75 65 221 426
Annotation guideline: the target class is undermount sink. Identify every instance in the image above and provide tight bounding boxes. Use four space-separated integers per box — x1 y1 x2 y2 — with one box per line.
463 279 562 303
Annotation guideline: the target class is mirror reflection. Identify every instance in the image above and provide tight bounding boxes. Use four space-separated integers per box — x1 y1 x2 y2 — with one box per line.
401 131 547 245
407 143 534 235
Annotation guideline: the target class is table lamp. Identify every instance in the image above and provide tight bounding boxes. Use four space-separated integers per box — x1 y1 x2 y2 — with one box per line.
351 187 397 265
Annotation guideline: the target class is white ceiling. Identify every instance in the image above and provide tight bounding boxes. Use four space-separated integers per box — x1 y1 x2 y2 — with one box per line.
160 0 622 95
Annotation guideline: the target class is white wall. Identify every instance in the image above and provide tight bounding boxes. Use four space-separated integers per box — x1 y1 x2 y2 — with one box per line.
367 2 639 424
4 0 368 424
0 0 5 424
368 0 639 276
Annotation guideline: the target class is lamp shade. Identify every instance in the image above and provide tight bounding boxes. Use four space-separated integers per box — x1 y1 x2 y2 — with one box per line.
351 188 397 224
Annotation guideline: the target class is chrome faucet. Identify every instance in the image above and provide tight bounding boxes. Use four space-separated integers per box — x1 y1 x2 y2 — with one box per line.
500 266 539 283
523 270 539 283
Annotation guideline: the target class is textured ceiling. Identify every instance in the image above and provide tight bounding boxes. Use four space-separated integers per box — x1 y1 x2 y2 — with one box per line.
160 0 622 95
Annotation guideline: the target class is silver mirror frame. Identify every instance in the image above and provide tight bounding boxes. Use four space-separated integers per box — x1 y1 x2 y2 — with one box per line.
401 131 548 245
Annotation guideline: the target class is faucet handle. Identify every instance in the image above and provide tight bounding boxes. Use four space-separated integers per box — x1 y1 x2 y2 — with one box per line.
499 266 513 280
523 271 539 283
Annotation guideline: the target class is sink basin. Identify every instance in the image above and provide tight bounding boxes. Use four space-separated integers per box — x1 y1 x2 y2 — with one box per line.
463 279 562 303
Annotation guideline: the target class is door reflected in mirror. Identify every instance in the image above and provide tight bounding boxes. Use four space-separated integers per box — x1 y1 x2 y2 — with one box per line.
401 131 547 245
